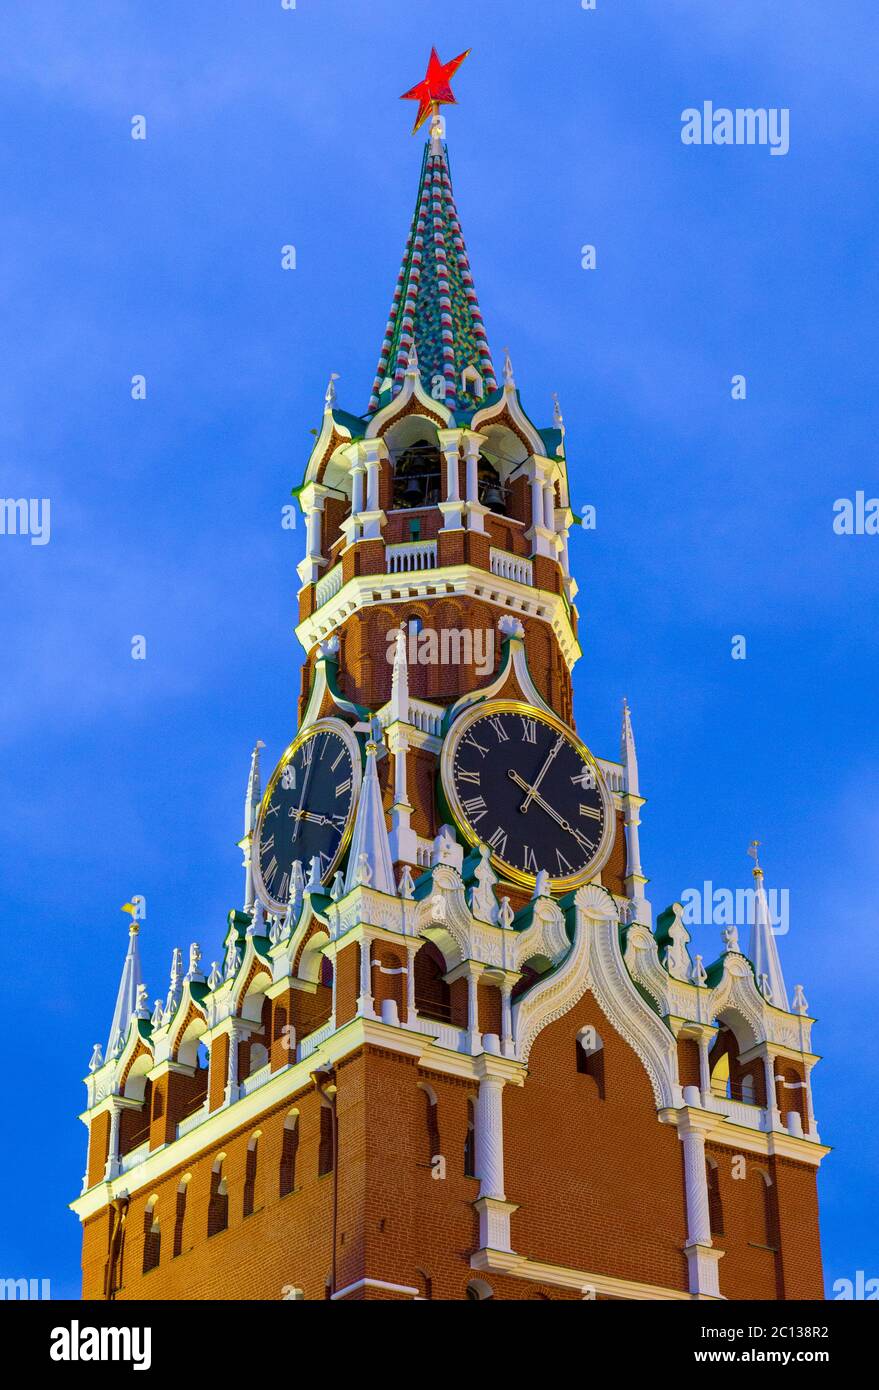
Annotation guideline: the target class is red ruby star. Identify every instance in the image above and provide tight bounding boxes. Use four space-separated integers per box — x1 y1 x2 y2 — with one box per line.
401 46 471 134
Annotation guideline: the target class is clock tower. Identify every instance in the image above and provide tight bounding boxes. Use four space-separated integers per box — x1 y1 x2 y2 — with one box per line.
73 51 827 1303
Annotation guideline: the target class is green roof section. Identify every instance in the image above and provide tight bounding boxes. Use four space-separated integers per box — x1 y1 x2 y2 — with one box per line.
368 137 497 416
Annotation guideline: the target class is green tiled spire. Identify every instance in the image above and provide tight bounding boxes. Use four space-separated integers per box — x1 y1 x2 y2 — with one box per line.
368 130 497 415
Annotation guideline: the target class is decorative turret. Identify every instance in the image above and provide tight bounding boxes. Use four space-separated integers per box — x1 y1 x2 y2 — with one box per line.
106 916 144 1057
240 740 265 911
620 698 651 925
343 739 396 896
747 842 789 1010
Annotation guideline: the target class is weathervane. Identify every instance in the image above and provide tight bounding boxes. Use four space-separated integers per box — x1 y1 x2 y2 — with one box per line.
401 46 471 135
747 839 762 873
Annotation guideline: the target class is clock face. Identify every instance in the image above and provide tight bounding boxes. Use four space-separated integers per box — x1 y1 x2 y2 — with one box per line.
441 701 615 892
252 719 361 913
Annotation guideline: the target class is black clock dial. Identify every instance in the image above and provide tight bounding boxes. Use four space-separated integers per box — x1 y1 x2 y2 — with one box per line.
446 705 613 889
254 723 359 912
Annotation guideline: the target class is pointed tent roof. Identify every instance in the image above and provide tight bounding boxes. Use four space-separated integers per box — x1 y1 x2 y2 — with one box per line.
107 922 144 1054
748 863 789 1011
368 128 497 416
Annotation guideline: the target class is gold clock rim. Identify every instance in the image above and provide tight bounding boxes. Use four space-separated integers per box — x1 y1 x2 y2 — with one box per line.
252 717 363 913
440 699 616 893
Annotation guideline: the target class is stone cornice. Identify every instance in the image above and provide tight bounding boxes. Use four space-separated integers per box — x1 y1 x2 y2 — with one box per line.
295 564 581 671
470 1248 706 1301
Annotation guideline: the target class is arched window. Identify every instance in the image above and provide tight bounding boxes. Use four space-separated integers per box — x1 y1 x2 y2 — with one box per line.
576 1025 606 1099
249 1042 269 1075
466 1278 494 1301
208 1155 229 1237
464 1097 477 1179
318 1103 335 1177
142 1196 160 1273
477 457 507 514
243 1133 260 1218
414 941 452 1023
740 1074 757 1106
392 438 442 509
706 1157 723 1237
172 1176 190 1258
280 1111 299 1197
415 1268 433 1301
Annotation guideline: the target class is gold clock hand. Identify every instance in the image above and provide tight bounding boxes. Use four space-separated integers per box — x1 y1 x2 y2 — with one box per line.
520 735 564 812
508 770 594 851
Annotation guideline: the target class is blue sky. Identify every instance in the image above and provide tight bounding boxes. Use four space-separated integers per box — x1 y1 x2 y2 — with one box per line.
1 1 876 1297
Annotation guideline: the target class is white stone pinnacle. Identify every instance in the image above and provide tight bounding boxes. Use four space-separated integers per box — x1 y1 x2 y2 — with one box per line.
344 740 396 895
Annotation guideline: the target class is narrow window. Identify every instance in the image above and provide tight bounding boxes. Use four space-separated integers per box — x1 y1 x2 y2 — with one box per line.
418 1084 441 1165
280 1112 299 1197
142 1198 160 1273
208 1156 229 1236
749 1170 777 1249
706 1157 724 1237
576 1026 606 1099
172 1178 189 1257
466 1279 494 1300
464 1098 477 1178
318 1103 334 1177
243 1136 259 1218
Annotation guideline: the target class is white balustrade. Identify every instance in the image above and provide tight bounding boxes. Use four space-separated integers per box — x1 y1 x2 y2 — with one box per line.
239 1063 272 1099
177 1100 210 1139
315 563 343 607
119 1141 150 1175
385 540 438 573
490 548 533 586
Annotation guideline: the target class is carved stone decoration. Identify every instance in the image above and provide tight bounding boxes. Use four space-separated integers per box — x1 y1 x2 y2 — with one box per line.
721 923 740 954
186 943 204 983
792 983 809 1016
224 942 241 981
662 904 692 980
469 844 499 924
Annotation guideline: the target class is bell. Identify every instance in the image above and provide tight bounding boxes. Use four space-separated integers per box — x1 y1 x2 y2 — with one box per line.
482 482 504 510
402 474 423 505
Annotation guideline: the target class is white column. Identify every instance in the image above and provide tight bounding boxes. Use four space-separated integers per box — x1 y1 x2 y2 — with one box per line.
438 430 463 530
467 964 483 1052
444 443 460 503
543 479 555 532
698 1036 711 1101
462 431 487 532
357 932 374 1018
225 1022 243 1106
678 1112 723 1297
365 457 380 513
405 941 417 1023
104 1102 123 1181
500 980 514 1059
681 1128 711 1247
530 475 544 532
305 505 321 558
475 1074 506 1201
350 461 365 532
394 740 408 806
763 1052 781 1127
